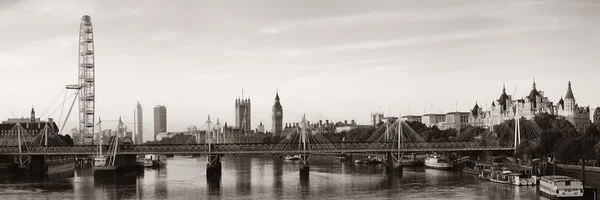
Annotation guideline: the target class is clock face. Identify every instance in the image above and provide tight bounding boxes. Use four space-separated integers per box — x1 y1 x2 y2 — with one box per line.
276 111 282 115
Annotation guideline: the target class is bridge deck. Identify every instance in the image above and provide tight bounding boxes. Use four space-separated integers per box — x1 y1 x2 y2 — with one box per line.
0 142 514 155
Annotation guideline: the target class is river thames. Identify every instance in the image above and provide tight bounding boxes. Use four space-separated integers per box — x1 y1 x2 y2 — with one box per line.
0 155 556 199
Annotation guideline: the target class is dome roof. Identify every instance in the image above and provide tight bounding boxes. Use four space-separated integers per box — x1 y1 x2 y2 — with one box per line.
595 107 600 113
565 81 575 99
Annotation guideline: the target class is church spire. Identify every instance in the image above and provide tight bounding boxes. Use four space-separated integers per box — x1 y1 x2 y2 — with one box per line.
565 81 575 99
533 78 536 89
275 89 280 101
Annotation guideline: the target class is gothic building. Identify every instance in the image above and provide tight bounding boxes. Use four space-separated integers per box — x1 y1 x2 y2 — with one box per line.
521 80 554 119
468 102 490 128
235 97 251 135
0 108 59 145
272 91 283 136
554 81 590 132
469 80 591 132
487 83 518 126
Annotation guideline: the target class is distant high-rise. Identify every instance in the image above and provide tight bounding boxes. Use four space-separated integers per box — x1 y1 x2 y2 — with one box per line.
153 105 167 141
272 91 283 136
235 96 251 135
135 102 143 144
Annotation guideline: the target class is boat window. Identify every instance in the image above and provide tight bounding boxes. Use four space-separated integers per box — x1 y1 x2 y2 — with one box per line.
565 181 571 186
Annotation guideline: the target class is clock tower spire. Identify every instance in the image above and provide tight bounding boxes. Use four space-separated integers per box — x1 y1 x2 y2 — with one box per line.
272 90 283 137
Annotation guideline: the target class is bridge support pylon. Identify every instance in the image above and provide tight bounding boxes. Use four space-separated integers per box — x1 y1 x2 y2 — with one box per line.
299 154 310 178
206 154 222 178
384 152 402 175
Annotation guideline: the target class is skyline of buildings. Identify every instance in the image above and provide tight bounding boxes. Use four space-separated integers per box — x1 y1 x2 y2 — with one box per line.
140 79 600 141
16 79 597 143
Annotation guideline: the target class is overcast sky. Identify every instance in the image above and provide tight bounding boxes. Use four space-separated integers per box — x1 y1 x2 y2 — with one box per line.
1 0 599 141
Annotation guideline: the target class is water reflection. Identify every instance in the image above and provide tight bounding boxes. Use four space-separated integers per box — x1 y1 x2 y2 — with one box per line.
0 155 559 199
272 157 283 198
154 168 167 199
234 156 251 196
299 174 309 199
207 176 221 196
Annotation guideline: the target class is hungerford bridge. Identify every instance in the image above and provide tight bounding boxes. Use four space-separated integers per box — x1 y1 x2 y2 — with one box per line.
0 114 540 177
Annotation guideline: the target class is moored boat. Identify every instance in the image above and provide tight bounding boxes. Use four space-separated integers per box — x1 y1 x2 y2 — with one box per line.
354 156 383 165
424 154 454 169
539 175 583 199
479 169 492 180
400 153 422 166
490 169 512 184
144 154 166 168
489 168 536 186
284 155 300 161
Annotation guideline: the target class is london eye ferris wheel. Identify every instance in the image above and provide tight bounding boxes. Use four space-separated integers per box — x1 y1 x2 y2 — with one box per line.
67 15 95 144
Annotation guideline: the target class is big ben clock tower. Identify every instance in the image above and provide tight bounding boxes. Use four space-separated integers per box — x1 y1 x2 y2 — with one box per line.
272 91 283 136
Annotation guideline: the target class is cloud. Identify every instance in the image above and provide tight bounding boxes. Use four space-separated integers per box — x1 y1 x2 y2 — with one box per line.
257 5 486 35
513 0 560 6
146 30 183 41
279 23 572 57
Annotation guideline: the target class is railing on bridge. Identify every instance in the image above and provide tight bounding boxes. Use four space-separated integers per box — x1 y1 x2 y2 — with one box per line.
0 142 515 155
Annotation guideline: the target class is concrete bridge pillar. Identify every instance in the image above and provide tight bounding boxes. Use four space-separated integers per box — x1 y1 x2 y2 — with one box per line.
206 154 222 178
384 152 402 175
299 154 310 178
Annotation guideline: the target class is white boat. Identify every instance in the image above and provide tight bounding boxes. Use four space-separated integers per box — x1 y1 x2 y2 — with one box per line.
424 154 454 169
93 155 107 167
539 175 583 199
354 156 383 165
284 155 300 161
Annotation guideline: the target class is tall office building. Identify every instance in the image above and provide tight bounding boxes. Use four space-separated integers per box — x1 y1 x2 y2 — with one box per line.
235 97 251 134
153 105 167 141
135 102 143 144
272 91 283 136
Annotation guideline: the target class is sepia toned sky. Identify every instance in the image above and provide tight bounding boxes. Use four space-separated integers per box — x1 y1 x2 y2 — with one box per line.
1 0 599 141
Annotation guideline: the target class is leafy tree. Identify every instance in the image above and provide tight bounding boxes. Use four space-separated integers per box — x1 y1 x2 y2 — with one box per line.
536 130 562 157
553 119 578 138
405 121 429 134
584 124 600 138
515 139 536 159
555 137 581 163
534 112 557 130
580 135 599 161
58 134 74 146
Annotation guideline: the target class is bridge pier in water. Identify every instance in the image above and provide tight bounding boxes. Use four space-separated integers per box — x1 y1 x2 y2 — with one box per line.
384 152 402 175
206 154 222 178
299 154 310 178
27 155 75 181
